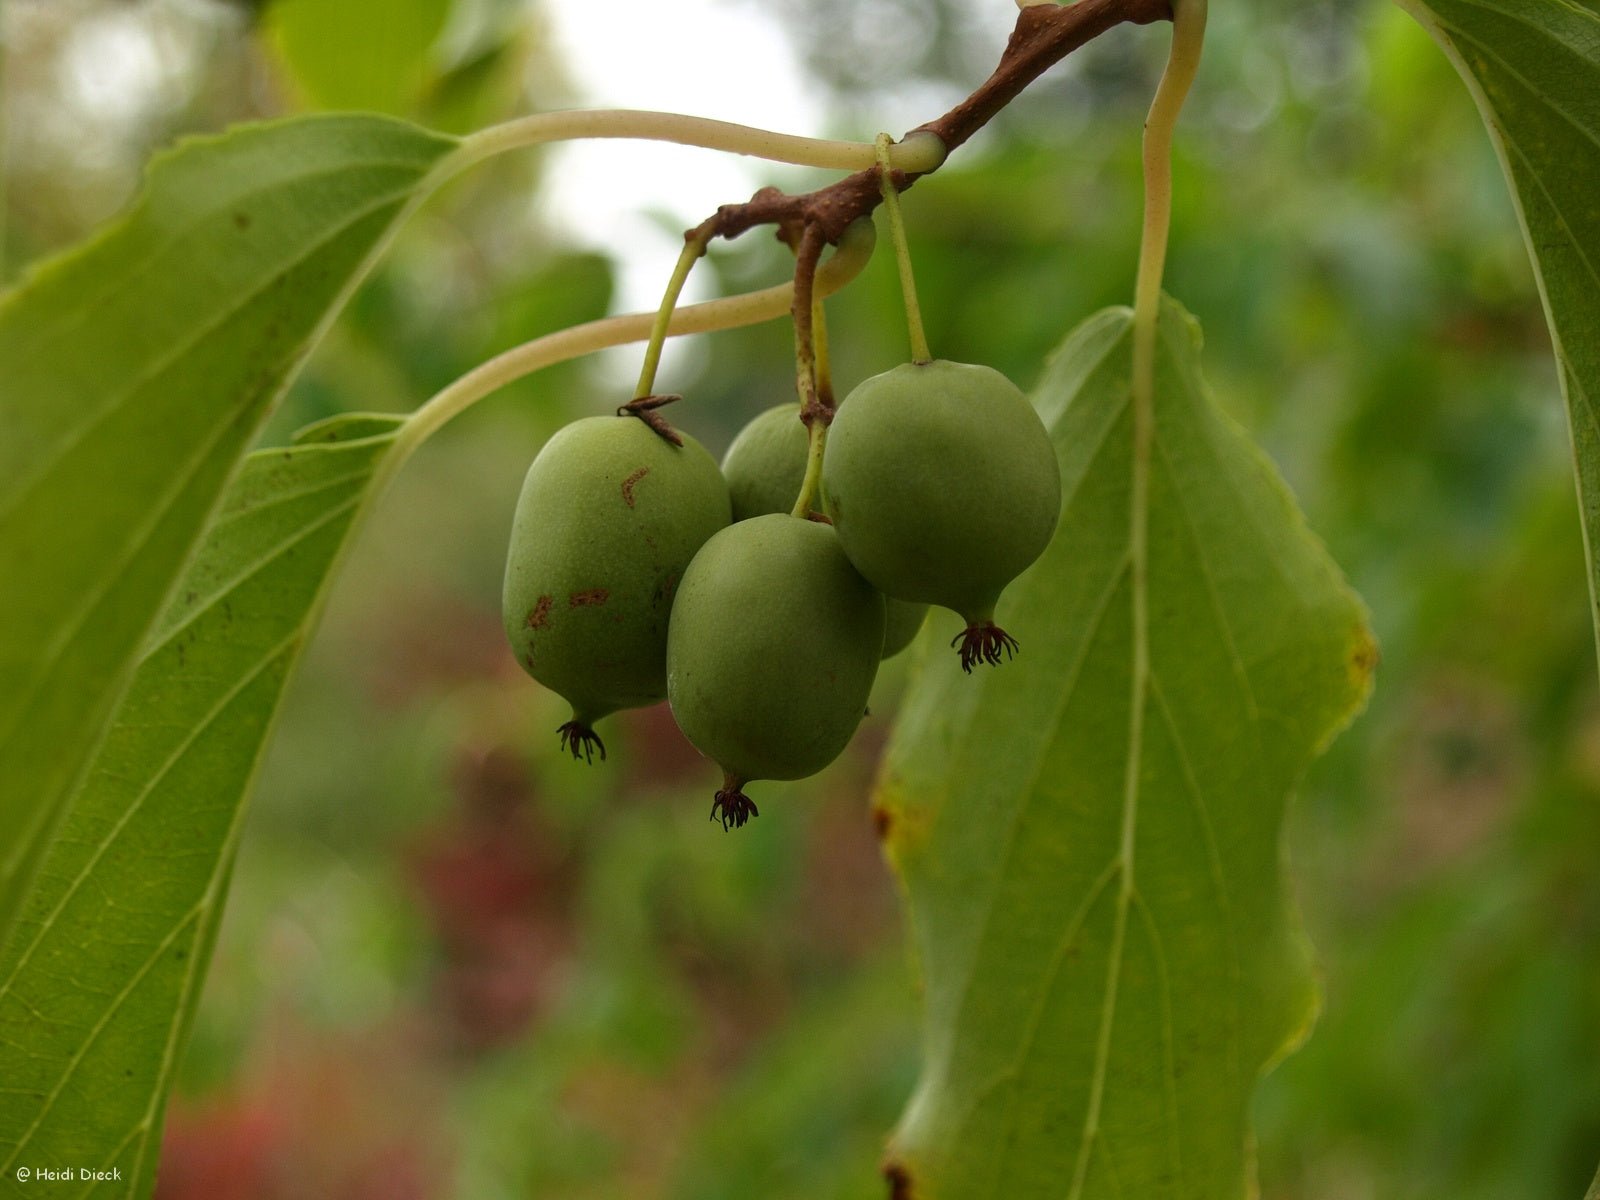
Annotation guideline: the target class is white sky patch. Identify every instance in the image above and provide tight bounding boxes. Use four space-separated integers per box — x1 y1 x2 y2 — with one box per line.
61 11 167 122
541 0 827 389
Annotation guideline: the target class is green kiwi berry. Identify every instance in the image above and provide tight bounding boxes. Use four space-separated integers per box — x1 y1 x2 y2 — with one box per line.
666 514 885 829
881 594 928 658
722 403 810 522
821 359 1060 671
723 403 929 659
503 415 730 760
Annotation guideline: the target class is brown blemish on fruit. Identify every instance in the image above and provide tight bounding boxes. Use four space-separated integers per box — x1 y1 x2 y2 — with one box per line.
621 466 649 508
526 595 553 630
233 211 251 230
569 588 609 608
883 1161 914 1199
872 805 893 841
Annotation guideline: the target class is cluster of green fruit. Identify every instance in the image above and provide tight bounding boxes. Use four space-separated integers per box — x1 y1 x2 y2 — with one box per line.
502 360 1061 829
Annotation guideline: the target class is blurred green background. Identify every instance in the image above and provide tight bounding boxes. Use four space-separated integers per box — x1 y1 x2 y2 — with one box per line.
4 0 1597 1196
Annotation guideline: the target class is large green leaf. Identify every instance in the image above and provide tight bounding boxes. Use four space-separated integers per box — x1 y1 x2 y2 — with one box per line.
1394 0 1600 664
0 115 455 943
0 415 405 1198
876 301 1372 1197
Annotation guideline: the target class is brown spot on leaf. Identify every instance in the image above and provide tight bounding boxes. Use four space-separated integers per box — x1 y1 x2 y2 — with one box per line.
883 1161 914 1200
1350 628 1380 686
526 596 553 630
621 467 649 508
569 588 609 608
870 778 929 860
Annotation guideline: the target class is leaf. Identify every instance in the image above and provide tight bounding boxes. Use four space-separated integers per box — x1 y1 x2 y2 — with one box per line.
876 300 1372 1198
0 114 456 943
269 0 454 115
0 415 405 1198
1393 0 1600 667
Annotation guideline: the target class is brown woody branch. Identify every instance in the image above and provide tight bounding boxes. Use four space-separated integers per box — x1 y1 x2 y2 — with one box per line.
696 0 1173 248
666 0 1170 425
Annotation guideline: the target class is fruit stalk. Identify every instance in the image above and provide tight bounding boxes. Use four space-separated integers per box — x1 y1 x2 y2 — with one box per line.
634 223 714 402
398 220 876 453
454 108 949 176
876 133 932 365
790 293 832 520
812 286 835 414
790 222 827 426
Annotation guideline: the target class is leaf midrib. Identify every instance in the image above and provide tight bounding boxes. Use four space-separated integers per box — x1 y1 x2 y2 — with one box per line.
933 344 1134 1120
1067 332 1153 1200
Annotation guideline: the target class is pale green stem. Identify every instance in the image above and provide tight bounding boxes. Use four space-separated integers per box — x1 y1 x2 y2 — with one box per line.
634 226 713 400
395 221 877 461
791 420 829 520
875 132 932 364
451 109 948 177
1131 0 1207 405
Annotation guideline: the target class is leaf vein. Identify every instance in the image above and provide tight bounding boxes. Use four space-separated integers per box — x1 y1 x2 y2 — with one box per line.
1149 674 1242 1083
209 461 379 529
0 904 204 1172
1152 437 1261 722
145 494 362 659
4 155 439 364
1132 888 1184 1183
1435 17 1600 184
0 632 299 998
